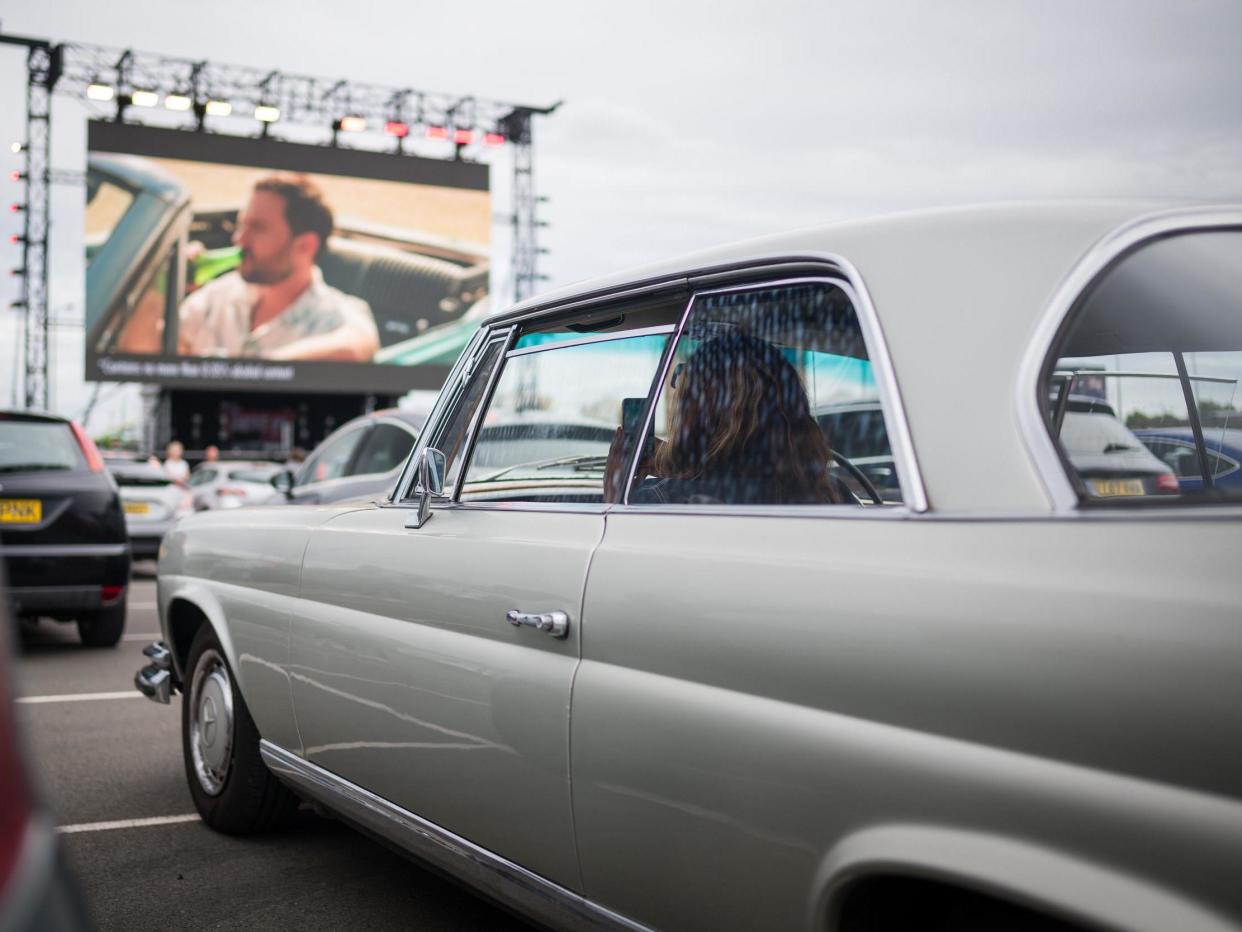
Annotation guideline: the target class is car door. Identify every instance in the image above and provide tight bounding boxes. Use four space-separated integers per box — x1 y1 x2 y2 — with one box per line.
288 303 679 891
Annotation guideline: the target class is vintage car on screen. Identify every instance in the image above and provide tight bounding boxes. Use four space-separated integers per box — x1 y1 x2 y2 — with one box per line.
136 203 1242 932
84 153 488 359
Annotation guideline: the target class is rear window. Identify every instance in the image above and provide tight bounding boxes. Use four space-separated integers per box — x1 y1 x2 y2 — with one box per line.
0 420 86 473
1044 229 1242 504
231 468 278 483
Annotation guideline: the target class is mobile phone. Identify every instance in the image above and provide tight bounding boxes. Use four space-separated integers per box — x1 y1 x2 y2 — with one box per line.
621 397 646 438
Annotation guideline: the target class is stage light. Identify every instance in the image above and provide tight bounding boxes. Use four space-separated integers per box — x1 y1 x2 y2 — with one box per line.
10 267 25 276
10 299 26 309
336 115 366 133
9 233 23 244
9 170 23 182
86 83 115 102
452 129 476 145
254 104 280 123
483 132 506 147
10 143 23 154
425 125 448 140
9 203 23 213
384 121 410 138
165 94 193 111
205 99 232 117
131 90 159 108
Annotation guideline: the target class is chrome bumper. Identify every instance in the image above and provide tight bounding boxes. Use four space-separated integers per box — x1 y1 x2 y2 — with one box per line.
134 642 173 704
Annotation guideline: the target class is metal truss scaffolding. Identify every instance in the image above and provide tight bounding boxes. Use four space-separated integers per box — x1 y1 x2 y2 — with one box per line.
1 32 558 411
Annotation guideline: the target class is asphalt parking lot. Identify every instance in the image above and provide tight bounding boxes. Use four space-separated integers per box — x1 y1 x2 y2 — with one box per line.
13 567 530 931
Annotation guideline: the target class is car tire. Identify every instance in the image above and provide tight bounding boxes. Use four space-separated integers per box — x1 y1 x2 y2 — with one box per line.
76 601 126 647
181 624 298 834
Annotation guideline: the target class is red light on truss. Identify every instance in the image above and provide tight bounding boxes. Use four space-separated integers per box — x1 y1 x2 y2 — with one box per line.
385 121 410 138
425 125 449 140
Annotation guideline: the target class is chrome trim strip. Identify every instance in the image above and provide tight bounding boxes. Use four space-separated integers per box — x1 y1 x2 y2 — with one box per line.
608 503 911 520
391 327 488 501
0 542 129 557
506 324 677 357
259 741 651 932
448 501 609 515
447 327 518 501
622 292 697 503
1015 207 1242 514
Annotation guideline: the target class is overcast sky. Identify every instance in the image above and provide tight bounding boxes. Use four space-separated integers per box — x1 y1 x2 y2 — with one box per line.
2 0 1240 426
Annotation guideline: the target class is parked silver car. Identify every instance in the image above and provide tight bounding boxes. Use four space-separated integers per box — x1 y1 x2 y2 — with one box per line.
105 459 192 560
139 203 1242 932
266 408 424 506
188 462 282 511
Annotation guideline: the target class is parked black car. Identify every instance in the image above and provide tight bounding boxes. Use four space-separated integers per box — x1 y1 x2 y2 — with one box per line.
0 412 130 647
269 408 425 506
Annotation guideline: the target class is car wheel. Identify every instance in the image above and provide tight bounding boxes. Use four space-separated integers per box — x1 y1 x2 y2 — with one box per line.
181 624 298 834
76 601 126 647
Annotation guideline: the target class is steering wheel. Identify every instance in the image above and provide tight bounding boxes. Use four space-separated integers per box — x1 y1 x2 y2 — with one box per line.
829 450 884 505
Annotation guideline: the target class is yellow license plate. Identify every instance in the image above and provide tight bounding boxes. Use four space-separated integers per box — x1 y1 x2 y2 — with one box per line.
0 498 42 523
1090 479 1145 497
123 501 151 515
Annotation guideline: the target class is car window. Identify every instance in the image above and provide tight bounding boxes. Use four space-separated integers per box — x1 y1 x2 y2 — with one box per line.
230 467 280 483
1045 229 1242 503
427 339 506 494
0 421 86 473
351 423 416 476
297 425 366 486
85 179 135 267
627 281 900 507
189 468 217 486
458 330 672 504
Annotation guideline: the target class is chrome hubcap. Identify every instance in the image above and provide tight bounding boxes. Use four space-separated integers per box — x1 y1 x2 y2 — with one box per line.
188 648 234 796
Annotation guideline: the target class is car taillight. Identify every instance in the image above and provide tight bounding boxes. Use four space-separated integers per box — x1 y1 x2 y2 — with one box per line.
218 486 246 497
1156 474 1181 494
101 584 126 605
69 420 105 472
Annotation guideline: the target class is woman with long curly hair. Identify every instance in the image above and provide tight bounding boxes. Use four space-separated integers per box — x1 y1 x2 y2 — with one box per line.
634 330 840 505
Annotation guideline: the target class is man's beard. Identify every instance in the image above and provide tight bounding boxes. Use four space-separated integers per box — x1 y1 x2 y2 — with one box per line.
238 248 295 285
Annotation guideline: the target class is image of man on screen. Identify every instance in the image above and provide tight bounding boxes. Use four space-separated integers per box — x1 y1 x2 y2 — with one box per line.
177 174 380 362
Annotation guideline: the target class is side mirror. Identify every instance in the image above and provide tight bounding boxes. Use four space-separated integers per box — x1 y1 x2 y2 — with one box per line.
406 448 446 529
270 470 294 496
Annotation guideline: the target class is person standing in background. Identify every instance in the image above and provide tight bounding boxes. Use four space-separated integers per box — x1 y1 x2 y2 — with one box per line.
163 441 190 483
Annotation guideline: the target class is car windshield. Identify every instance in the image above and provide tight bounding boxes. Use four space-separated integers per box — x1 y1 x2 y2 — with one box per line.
0 421 85 472
85 175 137 267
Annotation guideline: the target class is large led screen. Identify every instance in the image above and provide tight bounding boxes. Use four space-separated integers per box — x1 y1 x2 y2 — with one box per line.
85 122 490 393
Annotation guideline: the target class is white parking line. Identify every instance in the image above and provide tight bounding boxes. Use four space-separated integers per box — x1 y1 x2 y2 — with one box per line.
123 633 162 641
17 691 143 704
129 602 158 609
57 814 200 834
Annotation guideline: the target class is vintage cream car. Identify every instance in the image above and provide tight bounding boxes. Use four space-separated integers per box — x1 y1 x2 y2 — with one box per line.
137 203 1242 932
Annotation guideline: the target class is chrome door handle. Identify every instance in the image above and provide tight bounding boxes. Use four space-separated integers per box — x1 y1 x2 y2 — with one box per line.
506 610 569 639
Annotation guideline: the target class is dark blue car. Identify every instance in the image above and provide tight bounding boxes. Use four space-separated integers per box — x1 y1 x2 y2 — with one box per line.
1135 427 1242 492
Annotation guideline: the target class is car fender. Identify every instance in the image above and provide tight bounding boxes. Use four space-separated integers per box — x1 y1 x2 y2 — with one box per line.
810 823 1234 932
159 576 238 684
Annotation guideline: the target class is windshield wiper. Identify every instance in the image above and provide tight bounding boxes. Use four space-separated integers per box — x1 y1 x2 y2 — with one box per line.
0 462 71 473
1102 443 1139 453
478 453 609 482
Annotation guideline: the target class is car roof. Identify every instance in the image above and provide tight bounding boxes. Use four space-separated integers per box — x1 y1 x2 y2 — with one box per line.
0 409 70 424
482 201 1242 513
